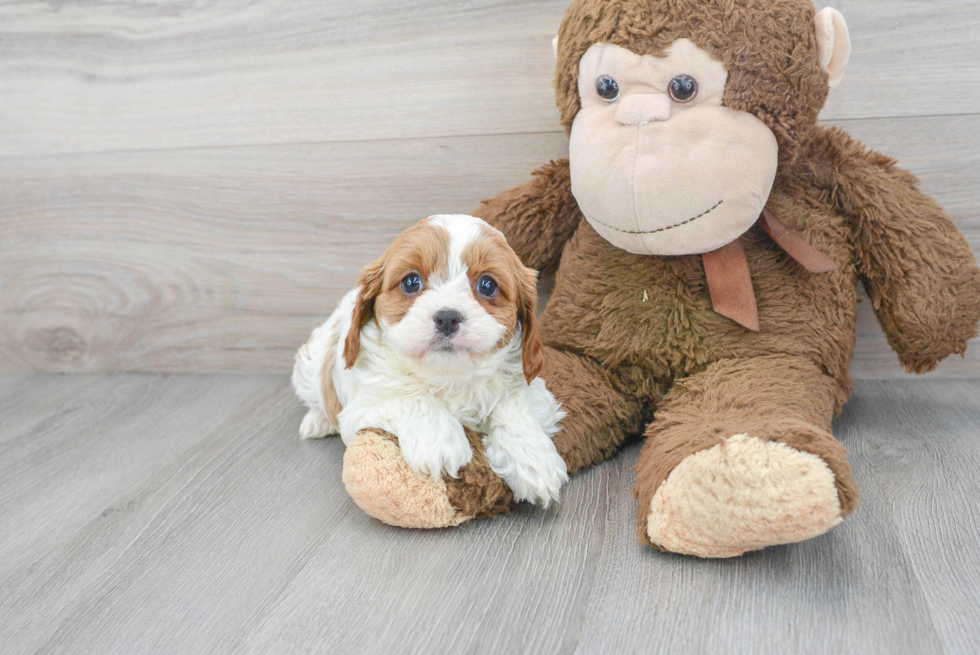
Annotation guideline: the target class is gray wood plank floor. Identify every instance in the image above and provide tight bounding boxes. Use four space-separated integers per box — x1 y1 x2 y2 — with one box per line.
1 375 978 655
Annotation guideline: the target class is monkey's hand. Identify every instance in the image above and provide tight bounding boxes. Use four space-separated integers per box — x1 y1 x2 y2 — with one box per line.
474 159 582 274
837 136 980 373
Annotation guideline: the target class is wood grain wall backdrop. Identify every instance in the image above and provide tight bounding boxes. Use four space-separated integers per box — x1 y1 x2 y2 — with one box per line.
0 0 978 375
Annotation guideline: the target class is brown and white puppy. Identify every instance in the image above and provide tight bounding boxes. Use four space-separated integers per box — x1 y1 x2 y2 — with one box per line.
292 214 568 507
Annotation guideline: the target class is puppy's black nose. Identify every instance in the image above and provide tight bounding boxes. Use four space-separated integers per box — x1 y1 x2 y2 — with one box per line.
433 309 463 337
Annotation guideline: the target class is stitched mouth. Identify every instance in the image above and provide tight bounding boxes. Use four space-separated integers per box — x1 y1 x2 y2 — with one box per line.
589 199 724 235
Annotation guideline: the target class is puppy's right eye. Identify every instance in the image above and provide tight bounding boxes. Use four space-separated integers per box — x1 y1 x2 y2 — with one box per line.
477 275 498 298
400 273 423 295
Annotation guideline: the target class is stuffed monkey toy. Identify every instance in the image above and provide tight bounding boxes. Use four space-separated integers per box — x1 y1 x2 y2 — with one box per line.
342 0 980 557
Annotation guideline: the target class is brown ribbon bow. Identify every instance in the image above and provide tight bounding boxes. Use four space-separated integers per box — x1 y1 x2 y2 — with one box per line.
700 209 839 331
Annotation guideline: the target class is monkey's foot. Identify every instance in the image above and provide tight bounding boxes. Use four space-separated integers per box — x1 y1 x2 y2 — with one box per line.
644 433 845 558
342 428 513 529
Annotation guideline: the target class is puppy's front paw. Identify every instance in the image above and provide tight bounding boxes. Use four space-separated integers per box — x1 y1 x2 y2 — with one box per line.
299 409 336 439
398 413 473 480
486 434 568 508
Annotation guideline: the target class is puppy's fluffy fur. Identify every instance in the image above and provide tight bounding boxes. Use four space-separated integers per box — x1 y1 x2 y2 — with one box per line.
292 214 568 506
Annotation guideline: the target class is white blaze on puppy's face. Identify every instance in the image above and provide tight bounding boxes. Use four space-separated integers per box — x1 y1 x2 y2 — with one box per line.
568 39 779 256
344 215 542 382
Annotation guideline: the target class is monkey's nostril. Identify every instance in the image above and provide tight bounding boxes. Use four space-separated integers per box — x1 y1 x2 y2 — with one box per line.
433 309 464 337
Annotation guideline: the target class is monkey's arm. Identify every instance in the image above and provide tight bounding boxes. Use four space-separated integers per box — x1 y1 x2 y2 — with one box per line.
474 159 582 273
828 128 980 373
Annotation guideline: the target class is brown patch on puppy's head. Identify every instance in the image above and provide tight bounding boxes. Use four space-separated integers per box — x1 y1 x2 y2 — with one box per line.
462 226 544 383
343 221 451 368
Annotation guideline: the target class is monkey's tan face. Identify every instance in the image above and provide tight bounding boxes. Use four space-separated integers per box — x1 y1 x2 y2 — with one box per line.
569 39 779 256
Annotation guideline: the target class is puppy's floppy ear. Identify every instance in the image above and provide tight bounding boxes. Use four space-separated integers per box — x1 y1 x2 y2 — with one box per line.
343 256 386 369
516 264 544 384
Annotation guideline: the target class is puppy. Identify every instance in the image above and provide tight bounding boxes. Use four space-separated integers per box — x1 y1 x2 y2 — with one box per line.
292 214 568 506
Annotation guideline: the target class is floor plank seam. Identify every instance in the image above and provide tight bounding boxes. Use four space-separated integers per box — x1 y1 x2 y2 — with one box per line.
3 109 979 163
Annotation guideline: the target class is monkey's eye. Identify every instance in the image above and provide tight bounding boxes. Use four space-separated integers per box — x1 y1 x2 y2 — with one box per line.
400 273 423 295
596 75 620 102
477 275 498 298
668 74 698 102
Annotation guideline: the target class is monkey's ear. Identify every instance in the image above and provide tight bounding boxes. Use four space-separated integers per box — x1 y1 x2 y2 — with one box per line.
551 35 559 58
516 264 544 384
343 258 385 369
814 7 851 88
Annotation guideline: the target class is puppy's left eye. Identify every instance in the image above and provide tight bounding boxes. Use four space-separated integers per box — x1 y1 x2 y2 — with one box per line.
477 275 498 298
400 273 423 295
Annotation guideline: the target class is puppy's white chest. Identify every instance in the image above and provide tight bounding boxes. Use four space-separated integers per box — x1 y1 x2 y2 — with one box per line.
430 383 498 433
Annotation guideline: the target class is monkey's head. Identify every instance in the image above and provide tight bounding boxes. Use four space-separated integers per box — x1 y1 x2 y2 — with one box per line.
554 0 850 256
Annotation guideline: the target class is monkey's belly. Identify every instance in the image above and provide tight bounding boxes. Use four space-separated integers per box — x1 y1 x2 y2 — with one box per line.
540 221 858 387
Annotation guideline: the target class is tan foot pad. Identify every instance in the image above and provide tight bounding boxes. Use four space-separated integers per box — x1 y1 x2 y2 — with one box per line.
647 433 843 558
342 429 469 529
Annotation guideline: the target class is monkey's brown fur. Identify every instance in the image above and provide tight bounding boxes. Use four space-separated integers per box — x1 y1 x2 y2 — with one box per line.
468 0 980 549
